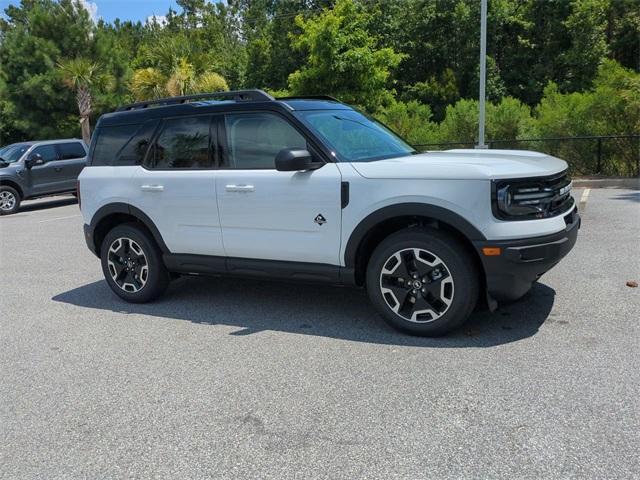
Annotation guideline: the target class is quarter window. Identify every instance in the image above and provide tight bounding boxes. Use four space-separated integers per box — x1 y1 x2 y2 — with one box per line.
58 142 86 159
151 116 212 169
30 144 58 162
224 113 307 169
91 125 137 166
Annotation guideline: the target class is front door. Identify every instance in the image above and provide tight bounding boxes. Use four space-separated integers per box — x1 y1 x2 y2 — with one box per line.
216 112 342 266
132 114 225 257
26 144 60 195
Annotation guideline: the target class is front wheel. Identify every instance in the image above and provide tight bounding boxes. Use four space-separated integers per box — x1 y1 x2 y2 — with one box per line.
366 228 480 336
0 186 21 215
100 223 170 303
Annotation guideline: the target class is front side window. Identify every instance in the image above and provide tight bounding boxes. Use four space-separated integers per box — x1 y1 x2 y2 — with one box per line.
224 113 307 169
30 144 58 162
151 116 211 169
295 110 415 162
58 142 86 160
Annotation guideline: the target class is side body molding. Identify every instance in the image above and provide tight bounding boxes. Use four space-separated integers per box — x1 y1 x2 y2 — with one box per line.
344 203 487 267
89 202 171 254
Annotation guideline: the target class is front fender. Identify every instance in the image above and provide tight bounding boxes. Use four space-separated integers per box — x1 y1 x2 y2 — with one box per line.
343 202 486 268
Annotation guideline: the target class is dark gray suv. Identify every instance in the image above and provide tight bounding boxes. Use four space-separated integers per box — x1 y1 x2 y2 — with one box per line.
0 139 87 215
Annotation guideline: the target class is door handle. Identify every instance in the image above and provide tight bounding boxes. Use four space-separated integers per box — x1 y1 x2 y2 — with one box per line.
141 184 164 192
54 167 63 172
225 184 255 193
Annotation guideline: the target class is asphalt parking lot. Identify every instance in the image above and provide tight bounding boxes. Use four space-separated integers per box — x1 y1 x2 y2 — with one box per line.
1 187 639 479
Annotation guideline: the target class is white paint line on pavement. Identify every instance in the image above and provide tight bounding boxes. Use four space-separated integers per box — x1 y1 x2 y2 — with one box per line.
579 188 591 212
37 214 81 223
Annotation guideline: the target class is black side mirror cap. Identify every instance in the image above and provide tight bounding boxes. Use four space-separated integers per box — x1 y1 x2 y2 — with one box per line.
275 148 323 172
25 153 44 168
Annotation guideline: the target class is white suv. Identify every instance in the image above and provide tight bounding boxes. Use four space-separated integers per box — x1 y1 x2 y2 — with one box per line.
79 90 579 336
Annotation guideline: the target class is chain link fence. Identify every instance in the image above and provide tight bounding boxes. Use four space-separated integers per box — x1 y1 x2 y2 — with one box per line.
414 135 640 177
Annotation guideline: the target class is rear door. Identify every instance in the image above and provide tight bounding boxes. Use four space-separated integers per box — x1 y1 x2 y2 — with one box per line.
132 114 226 256
55 141 87 190
26 144 60 195
215 111 342 265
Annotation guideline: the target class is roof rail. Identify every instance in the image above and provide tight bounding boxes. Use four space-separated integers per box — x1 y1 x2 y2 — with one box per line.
277 95 341 102
116 89 275 112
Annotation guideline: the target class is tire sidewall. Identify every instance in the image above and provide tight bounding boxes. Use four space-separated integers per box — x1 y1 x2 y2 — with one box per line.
100 223 169 303
0 186 21 215
366 228 479 336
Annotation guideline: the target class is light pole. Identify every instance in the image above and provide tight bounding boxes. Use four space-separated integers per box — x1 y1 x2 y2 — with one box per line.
476 0 488 149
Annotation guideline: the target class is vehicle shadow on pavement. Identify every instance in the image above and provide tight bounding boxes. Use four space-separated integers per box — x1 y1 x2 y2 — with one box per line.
611 191 640 203
20 196 77 212
52 276 555 347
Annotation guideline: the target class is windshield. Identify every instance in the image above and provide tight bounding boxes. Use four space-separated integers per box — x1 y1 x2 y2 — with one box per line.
295 110 415 162
0 144 29 163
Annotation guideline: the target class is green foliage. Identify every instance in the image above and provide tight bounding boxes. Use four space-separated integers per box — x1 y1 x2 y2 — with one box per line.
375 101 437 145
534 60 640 175
402 69 459 121
0 0 638 176
0 0 95 141
287 0 404 112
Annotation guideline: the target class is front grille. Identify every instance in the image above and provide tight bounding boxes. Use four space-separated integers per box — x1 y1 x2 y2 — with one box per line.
493 170 575 220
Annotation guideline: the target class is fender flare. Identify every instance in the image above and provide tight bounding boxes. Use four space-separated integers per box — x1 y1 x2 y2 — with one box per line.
90 202 170 254
344 203 486 267
0 177 25 198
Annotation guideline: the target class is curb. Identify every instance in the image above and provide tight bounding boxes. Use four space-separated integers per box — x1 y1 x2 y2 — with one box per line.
572 177 640 189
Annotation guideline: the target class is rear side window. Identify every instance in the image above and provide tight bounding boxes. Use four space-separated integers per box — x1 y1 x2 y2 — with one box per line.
149 116 212 169
91 122 156 166
58 142 86 159
118 121 158 165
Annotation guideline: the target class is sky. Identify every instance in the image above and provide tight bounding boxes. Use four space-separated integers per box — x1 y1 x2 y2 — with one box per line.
0 0 184 24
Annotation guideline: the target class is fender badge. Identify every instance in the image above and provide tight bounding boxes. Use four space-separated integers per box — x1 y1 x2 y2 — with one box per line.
314 214 327 225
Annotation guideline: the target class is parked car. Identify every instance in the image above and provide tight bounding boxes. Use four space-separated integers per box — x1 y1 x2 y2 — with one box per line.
0 139 87 215
79 90 579 336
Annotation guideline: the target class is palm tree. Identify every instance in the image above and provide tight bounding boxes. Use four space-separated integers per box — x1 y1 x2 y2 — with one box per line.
130 57 229 101
58 58 105 145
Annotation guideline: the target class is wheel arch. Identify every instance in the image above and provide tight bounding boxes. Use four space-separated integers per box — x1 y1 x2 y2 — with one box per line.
90 203 170 256
345 203 487 287
0 178 24 199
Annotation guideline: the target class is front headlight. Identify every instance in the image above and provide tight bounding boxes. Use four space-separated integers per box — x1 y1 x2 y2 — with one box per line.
492 171 574 220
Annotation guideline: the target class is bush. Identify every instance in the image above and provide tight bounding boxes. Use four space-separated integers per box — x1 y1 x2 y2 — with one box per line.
534 60 640 175
374 101 437 145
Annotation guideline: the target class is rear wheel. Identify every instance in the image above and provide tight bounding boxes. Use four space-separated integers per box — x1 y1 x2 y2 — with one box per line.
366 228 479 336
100 223 170 303
0 186 21 215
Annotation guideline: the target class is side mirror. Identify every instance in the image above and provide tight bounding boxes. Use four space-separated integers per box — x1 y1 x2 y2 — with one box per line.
275 148 322 172
25 153 44 169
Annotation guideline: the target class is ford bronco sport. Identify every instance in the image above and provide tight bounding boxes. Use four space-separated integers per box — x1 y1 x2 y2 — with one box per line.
79 90 579 336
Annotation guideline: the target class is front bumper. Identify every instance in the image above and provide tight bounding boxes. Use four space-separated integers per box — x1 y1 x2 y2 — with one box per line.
474 207 580 302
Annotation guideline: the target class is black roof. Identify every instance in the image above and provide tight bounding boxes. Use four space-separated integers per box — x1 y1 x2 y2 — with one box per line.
99 89 352 127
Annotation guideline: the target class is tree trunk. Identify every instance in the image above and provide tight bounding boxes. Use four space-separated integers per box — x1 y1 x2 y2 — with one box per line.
77 86 92 145
80 116 91 146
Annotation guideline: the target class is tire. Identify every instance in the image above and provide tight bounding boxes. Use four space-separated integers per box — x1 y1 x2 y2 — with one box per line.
366 227 480 336
100 223 170 303
0 185 21 215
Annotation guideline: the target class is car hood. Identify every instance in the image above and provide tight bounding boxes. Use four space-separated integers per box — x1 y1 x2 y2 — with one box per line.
349 149 568 180
0 162 19 172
